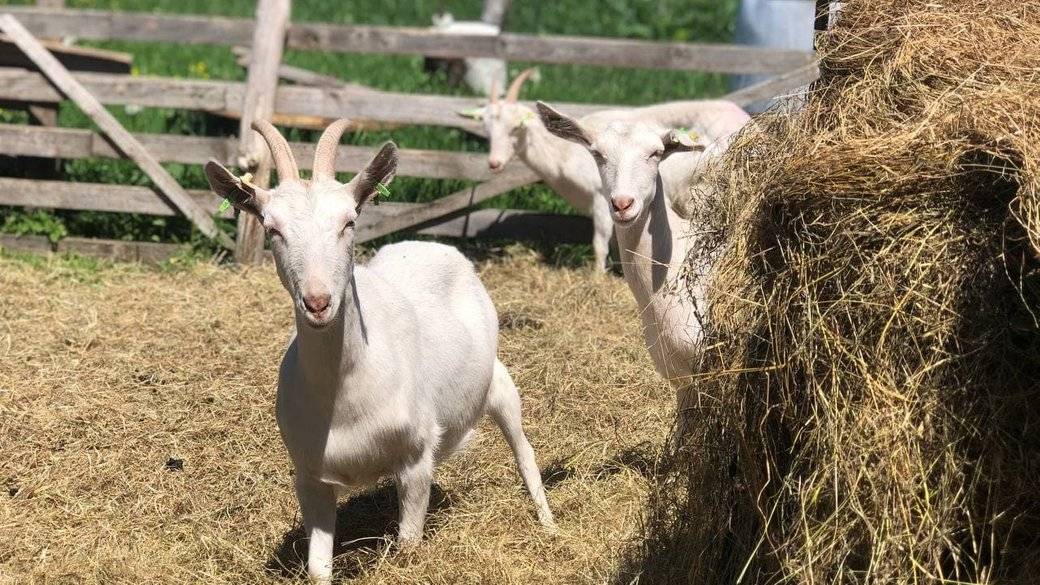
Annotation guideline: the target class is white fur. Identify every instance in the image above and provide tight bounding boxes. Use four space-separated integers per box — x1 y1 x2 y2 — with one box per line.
481 100 614 271
477 99 749 272
431 13 507 97
536 102 750 410
205 136 554 582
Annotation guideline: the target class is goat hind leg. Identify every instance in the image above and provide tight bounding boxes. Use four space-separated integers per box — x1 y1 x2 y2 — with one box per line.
486 359 556 528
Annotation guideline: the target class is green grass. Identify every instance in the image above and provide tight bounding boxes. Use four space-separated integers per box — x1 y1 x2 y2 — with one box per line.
0 0 738 245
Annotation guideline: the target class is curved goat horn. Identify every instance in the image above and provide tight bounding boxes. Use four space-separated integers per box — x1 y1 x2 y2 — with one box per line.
250 119 299 183
312 118 353 182
506 68 537 103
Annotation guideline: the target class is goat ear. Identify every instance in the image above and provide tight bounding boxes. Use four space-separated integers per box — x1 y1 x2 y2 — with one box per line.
457 106 486 120
535 101 593 148
662 129 707 159
350 142 398 212
204 160 268 218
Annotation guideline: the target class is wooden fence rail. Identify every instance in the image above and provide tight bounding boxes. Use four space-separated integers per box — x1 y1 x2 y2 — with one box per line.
0 64 818 136
2 6 815 75
0 177 589 245
0 67 619 134
0 124 513 181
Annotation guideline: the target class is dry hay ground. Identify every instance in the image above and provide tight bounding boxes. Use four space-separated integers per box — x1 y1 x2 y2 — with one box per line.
0 245 672 584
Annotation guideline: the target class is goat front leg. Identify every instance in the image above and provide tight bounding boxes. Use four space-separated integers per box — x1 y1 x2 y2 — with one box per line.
394 451 434 545
295 475 337 582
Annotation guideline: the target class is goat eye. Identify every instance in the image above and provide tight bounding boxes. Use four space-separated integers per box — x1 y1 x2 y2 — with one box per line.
341 220 356 234
267 226 283 240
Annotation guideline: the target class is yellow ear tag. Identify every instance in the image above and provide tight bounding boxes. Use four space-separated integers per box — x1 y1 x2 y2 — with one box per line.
239 172 256 190
218 199 231 213
519 112 535 128
677 127 699 141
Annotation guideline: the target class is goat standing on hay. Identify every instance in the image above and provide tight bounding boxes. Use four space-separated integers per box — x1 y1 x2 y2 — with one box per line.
461 68 749 273
203 119 555 581
534 102 748 412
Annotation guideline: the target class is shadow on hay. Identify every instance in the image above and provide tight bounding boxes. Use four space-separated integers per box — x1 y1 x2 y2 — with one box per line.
265 482 453 580
541 443 659 489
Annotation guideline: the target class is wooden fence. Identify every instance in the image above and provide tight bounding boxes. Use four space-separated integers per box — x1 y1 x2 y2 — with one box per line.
0 2 819 264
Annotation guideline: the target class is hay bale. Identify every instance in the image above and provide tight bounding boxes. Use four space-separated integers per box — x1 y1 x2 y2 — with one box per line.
625 1 1040 583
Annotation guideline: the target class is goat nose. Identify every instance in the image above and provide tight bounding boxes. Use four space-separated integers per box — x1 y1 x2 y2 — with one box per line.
303 292 331 314
612 196 635 212
488 159 503 171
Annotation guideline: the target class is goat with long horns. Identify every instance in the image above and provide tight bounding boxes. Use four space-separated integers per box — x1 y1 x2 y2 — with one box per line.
204 120 556 581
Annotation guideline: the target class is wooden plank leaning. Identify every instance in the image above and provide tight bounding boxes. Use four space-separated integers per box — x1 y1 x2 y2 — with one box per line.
356 167 539 243
0 13 233 249
233 0 290 264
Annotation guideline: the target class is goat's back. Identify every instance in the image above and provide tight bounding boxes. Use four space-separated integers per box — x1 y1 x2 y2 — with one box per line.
366 241 495 333
364 241 498 445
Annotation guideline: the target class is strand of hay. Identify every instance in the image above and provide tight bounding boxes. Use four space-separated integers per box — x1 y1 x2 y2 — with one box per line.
622 1 1040 583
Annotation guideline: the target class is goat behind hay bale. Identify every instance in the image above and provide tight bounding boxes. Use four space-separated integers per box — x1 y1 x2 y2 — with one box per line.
622 1 1040 583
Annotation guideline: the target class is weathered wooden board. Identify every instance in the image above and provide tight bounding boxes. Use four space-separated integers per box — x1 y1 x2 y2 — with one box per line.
233 46 374 90
0 175 548 239
1 6 815 74
0 123 499 181
356 169 539 242
229 47 402 132
0 68 616 133
0 65 818 133
0 233 51 254
0 15 231 248
0 177 232 217
56 236 181 263
0 207 591 264
0 33 130 73
411 208 590 243
0 180 587 257
0 234 184 262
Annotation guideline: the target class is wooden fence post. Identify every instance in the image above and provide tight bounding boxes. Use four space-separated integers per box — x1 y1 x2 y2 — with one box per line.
234 0 290 265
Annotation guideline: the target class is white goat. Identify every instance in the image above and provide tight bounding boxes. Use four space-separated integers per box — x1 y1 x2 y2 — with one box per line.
458 68 614 272
204 120 555 581
535 101 750 410
461 69 750 273
428 12 507 97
